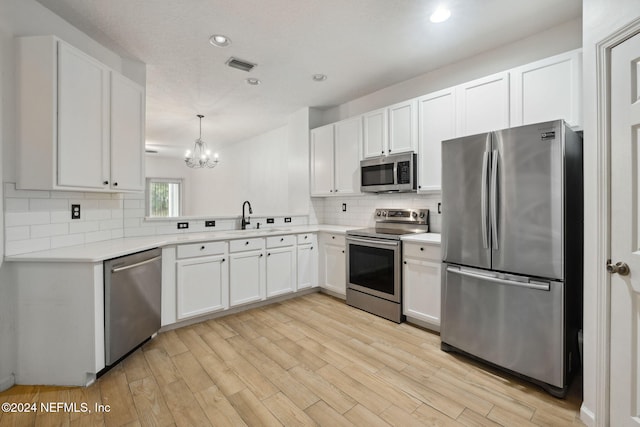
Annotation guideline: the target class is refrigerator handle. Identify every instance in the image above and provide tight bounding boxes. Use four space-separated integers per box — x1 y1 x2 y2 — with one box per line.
481 150 490 249
490 149 499 250
446 266 550 291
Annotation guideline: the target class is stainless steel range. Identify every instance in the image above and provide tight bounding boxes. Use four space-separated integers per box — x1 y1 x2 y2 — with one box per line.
346 208 429 323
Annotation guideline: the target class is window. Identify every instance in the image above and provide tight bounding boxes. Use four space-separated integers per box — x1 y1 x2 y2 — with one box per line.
146 178 183 217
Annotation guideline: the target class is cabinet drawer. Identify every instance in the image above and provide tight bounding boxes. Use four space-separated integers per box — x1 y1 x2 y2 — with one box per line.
403 242 440 260
230 238 265 253
324 234 345 246
297 233 316 245
266 234 296 249
177 241 226 259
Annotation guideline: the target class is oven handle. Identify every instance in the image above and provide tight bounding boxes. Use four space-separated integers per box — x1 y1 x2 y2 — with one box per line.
346 236 399 247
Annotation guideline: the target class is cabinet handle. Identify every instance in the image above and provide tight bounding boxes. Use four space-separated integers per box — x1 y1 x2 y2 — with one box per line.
404 261 407 264
267 253 271 256
222 258 225 262
200 245 205 250
304 236 308 239
311 246 313 250
335 189 338 192
113 182 118 187
245 241 249 245
420 247 424 251
332 236 335 239
342 250 345 254
381 150 384 154
259 253 263 257
388 149 391 153
280 238 284 242
418 185 421 189
330 189 333 192
103 180 109 185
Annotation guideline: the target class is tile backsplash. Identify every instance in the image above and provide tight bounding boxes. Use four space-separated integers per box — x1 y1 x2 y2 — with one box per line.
3 182 440 256
4 183 124 256
312 193 442 233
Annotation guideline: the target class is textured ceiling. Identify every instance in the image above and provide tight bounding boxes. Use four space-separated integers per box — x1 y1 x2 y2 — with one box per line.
35 0 581 156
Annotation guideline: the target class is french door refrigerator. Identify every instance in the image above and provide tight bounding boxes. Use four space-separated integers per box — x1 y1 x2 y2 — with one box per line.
440 119 582 397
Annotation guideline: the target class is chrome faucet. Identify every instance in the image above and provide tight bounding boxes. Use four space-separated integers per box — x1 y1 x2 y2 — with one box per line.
241 200 253 230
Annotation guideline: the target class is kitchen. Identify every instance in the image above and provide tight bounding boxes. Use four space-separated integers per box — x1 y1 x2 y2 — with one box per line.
0 0 636 426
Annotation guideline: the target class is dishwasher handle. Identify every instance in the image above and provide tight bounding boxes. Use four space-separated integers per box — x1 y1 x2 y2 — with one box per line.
111 255 161 273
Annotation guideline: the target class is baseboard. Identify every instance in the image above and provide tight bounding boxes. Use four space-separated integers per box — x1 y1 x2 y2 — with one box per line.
0 373 15 392
580 403 596 427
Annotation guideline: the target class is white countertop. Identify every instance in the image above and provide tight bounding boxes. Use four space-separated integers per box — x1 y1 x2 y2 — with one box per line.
401 233 441 244
4 224 356 263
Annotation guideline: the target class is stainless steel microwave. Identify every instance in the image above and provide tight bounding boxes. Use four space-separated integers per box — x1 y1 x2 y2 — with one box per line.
360 152 417 193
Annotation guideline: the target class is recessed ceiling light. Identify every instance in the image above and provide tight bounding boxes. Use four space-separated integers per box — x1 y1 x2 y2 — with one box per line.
312 74 328 82
209 34 231 47
430 6 451 23
246 78 261 85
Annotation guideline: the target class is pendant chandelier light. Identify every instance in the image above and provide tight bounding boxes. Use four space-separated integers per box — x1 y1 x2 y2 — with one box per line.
185 114 219 168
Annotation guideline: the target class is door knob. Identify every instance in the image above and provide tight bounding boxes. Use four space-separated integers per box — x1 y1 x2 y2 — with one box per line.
607 260 630 276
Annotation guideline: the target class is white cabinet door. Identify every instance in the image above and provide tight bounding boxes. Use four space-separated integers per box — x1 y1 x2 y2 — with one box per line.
403 256 441 328
334 116 362 194
310 124 335 196
110 72 145 191
266 246 296 298
417 88 456 192
57 42 109 189
176 255 228 319
363 108 388 158
388 99 418 155
297 243 318 290
229 250 265 307
510 49 582 128
457 71 510 136
323 244 346 296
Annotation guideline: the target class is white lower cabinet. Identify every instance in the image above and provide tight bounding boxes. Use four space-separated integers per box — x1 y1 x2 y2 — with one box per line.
229 238 266 307
320 233 346 296
176 255 228 319
297 234 318 290
402 242 441 330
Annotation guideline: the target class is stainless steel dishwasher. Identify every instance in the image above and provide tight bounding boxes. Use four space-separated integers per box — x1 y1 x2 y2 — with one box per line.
104 248 162 366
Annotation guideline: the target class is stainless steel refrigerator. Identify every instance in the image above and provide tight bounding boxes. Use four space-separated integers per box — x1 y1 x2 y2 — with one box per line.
440 119 582 397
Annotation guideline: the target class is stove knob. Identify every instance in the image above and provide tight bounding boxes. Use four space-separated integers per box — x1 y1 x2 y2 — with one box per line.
382 211 387 217
412 212 418 219
419 212 425 218
376 211 382 217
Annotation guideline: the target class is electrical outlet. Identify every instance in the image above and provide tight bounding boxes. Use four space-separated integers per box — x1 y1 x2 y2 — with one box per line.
177 222 189 229
266 218 275 224
71 204 81 219
284 217 292 223
342 203 347 212
205 220 216 227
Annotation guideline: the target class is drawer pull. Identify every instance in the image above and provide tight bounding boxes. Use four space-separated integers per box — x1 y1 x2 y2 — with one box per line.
304 235 308 239
267 253 271 256
245 241 249 245
404 261 407 264
280 238 284 242
222 258 225 262
259 253 264 257
420 247 424 251
332 236 335 239
200 246 205 250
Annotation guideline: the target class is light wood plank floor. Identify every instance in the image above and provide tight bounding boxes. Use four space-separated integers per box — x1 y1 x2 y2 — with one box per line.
0 293 585 426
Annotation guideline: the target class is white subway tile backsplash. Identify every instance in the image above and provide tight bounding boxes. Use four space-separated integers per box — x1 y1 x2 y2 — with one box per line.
84 209 111 221
100 199 123 210
123 199 141 209
5 211 50 227
31 223 69 238
111 229 124 239
124 208 145 218
69 221 100 234
5 226 30 242
50 191 83 199
51 211 72 224
29 198 68 211
100 219 123 231
85 230 112 244
4 183 50 199
6 238 50 255
51 234 85 250
5 198 29 212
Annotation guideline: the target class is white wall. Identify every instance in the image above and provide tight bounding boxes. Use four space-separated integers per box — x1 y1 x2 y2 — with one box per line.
318 18 582 125
581 1 640 425
146 107 311 218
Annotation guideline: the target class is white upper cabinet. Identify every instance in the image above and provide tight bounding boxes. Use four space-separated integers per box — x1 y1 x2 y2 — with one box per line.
363 108 388 158
457 71 510 136
334 116 362 194
388 99 418 155
310 117 361 197
16 36 145 192
417 88 456 193
57 42 110 189
110 73 145 191
363 100 417 158
510 49 582 128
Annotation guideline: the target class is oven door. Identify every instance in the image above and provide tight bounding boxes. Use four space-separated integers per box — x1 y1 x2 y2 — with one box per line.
346 235 401 303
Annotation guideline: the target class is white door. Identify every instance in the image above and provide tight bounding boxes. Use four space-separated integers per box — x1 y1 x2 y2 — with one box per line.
57 42 109 189
403 257 441 327
297 244 317 290
363 108 388 158
334 116 362 194
266 246 295 297
457 71 510 136
388 99 417 154
610 32 640 427
229 251 265 306
310 124 334 196
323 244 346 295
176 255 228 319
111 72 145 191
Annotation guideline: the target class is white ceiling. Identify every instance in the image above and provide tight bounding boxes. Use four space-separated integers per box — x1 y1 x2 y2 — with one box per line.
36 0 581 156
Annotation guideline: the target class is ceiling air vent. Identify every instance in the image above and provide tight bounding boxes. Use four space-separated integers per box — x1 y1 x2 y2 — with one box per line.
226 57 257 72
